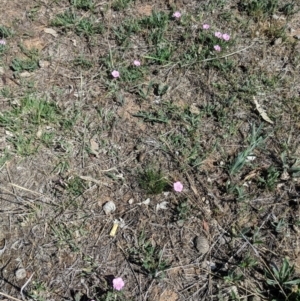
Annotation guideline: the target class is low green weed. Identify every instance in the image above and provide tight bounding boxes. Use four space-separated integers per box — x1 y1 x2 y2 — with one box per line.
0 149 11 168
271 218 287 234
129 231 170 279
51 223 80 252
111 0 134 11
11 57 39 73
52 11 103 37
29 280 47 301
176 200 191 223
11 45 40 73
258 165 280 191
280 2 299 17
75 17 104 37
51 10 77 29
265 258 300 300
239 252 258 268
0 87 11 98
229 124 265 175
226 182 247 201
67 176 86 196
224 270 244 284
238 0 279 20
0 25 13 38
27 5 41 21
140 10 169 30
114 19 141 46
73 55 93 69
9 134 39 156
0 95 76 156
70 0 95 10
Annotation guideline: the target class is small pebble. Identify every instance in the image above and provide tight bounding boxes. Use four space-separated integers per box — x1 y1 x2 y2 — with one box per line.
194 235 209 254
15 268 27 280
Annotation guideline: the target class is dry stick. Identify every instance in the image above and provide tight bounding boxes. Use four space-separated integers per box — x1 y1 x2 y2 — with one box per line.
117 244 142 301
0 185 38 211
143 278 155 301
0 292 23 301
20 272 35 300
8 183 44 196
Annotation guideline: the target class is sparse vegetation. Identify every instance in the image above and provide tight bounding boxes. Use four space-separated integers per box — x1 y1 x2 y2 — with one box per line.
0 0 300 300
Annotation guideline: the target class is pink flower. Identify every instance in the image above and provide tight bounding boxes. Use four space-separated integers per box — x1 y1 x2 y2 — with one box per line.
214 31 222 38
173 181 183 192
222 33 230 41
173 11 181 19
202 24 210 30
214 45 221 52
113 277 125 291
111 70 120 78
133 60 141 66
0 39 6 45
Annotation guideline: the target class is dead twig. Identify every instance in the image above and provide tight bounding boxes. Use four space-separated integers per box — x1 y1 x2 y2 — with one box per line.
20 272 35 300
0 292 23 301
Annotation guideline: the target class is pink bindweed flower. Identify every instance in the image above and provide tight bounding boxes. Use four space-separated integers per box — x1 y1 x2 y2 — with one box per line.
222 33 230 41
113 277 125 291
133 60 141 66
173 181 183 192
0 39 6 45
173 11 181 19
214 31 222 38
214 45 221 52
111 70 120 78
202 24 210 30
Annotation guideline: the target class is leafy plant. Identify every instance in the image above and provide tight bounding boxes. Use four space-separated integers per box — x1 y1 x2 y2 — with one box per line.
11 57 39 73
176 200 190 223
67 176 86 196
129 231 170 279
239 252 258 268
265 258 300 300
258 165 280 191
271 218 287 234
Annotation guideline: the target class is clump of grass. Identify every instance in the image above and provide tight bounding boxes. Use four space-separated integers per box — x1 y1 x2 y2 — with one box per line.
139 168 168 194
